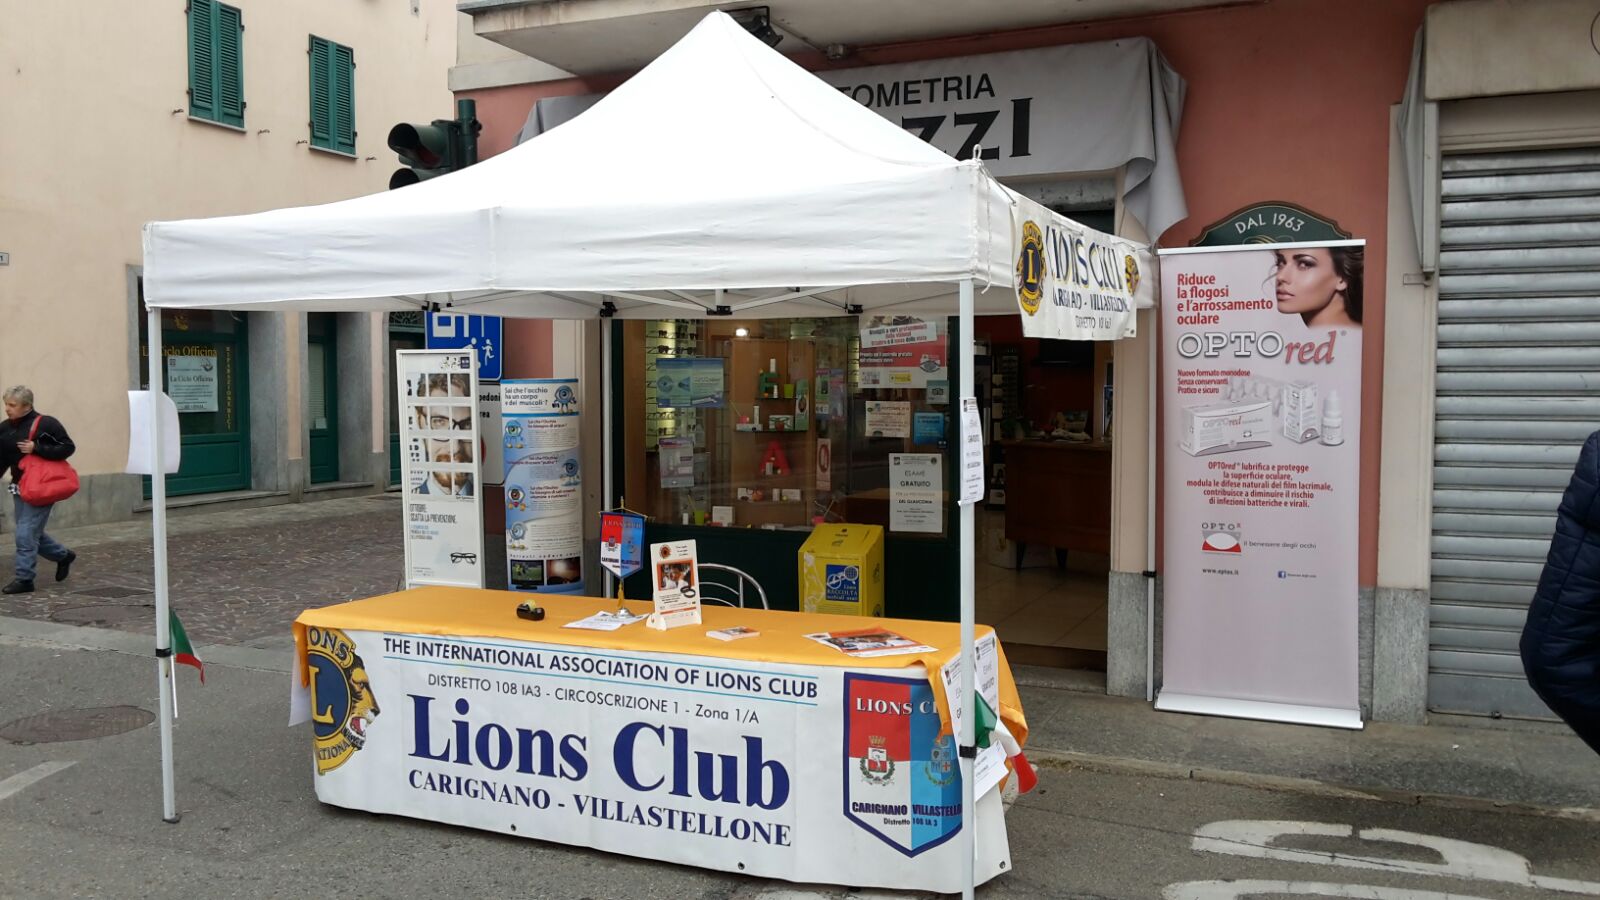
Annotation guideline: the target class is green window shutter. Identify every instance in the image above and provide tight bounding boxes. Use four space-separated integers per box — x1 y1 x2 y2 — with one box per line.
188 0 216 120
309 37 332 149
216 4 244 127
333 44 355 155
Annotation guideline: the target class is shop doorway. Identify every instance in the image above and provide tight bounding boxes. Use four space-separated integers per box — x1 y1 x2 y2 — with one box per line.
138 294 252 498
976 207 1116 671
387 312 425 486
307 313 339 484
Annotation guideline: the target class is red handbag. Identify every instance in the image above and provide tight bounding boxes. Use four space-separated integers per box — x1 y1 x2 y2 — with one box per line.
16 417 79 507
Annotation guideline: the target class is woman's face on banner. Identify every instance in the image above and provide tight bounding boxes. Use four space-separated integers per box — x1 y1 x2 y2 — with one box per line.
1273 247 1346 317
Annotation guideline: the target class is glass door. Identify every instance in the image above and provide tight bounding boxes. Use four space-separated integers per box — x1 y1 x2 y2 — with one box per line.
139 297 251 497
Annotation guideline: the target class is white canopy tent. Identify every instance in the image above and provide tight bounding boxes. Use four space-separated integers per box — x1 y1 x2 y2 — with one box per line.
142 11 1156 895
145 11 1028 317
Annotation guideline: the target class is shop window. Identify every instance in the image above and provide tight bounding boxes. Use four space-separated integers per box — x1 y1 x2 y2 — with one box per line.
308 36 355 155
188 0 245 128
621 316 951 538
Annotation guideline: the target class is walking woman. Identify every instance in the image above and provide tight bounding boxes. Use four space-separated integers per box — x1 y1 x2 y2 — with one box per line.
1 386 78 594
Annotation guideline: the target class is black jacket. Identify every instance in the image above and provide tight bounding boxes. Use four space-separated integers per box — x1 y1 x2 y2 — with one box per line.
1522 429 1600 754
0 410 76 482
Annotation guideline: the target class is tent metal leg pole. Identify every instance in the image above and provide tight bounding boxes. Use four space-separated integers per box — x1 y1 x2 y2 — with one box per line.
147 307 178 824
1146 312 1157 703
601 313 615 599
958 278 976 900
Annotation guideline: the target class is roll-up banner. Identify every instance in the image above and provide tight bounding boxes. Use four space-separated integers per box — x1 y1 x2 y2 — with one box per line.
397 350 485 589
1156 241 1365 729
503 378 585 595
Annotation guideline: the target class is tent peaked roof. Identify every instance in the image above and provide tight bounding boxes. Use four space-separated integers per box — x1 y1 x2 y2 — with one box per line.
466 10 966 203
142 10 1024 317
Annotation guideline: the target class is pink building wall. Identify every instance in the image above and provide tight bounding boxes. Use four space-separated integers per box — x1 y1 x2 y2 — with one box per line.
460 0 1433 585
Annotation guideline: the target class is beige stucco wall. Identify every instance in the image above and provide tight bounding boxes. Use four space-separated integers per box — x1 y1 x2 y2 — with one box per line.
0 0 455 482
1426 0 1600 100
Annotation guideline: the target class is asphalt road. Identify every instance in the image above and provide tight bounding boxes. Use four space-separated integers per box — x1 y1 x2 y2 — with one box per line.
3 635 1598 899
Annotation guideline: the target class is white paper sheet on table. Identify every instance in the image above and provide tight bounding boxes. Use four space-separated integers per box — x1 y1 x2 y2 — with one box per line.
563 609 646 631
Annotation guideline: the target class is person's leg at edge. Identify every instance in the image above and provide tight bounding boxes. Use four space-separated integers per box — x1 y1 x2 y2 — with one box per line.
10 493 42 585
33 503 71 580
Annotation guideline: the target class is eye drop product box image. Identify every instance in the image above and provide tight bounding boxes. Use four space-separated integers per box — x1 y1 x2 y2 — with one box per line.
1281 381 1322 443
799 524 885 617
1179 400 1272 457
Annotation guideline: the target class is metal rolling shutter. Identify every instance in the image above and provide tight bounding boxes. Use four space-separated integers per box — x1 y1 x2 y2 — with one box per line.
1431 147 1600 718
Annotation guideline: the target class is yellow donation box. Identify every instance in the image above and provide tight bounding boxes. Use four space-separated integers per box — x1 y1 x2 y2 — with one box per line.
798 524 885 617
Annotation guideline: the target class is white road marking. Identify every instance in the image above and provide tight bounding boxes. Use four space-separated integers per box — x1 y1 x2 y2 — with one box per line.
0 761 77 802
1164 879 1499 899
1192 819 1600 896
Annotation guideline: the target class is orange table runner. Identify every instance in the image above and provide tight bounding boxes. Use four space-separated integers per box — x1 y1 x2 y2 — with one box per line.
293 586 1027 748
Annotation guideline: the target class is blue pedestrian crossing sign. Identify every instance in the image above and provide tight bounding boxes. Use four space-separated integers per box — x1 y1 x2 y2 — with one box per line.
426 313 502 381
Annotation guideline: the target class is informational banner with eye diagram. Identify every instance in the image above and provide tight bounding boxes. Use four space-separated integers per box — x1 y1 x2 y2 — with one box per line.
503 378 584 595
396 350 484 589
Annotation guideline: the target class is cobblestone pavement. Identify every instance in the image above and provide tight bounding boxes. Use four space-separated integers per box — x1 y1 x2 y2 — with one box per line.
0 494 404 647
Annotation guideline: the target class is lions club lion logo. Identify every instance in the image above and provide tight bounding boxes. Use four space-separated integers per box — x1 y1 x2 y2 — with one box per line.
1124 254 1141 295
306 626 380 775
1016 220 1044 316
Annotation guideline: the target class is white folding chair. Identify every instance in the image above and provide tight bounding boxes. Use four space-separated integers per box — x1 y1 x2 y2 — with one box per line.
696 563 769 609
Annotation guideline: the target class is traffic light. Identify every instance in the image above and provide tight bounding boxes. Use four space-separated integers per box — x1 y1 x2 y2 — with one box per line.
387 99 482 189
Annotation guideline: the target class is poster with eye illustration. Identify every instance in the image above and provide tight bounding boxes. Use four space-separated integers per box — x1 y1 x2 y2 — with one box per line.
397 350 484 589
502 378 584 595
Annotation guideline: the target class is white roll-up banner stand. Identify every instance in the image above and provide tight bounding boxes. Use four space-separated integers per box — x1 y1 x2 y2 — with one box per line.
1156 241 1365 729
397 350 486 589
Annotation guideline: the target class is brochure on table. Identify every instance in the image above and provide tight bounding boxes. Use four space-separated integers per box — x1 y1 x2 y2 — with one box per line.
648 539 703 630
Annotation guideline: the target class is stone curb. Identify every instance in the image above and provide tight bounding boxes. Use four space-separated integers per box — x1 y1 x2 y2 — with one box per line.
1027 747 1600 824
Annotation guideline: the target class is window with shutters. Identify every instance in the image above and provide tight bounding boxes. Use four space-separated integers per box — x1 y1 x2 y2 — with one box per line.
188 0 245 128
308 36 356 156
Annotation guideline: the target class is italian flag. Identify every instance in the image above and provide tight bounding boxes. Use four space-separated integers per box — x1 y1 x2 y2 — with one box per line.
975 692 1036 793
170 610 205 683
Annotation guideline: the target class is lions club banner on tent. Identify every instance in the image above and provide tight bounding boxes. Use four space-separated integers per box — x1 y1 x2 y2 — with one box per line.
294 626 1011 892
1011 195 1154 341
1156 241 1365 729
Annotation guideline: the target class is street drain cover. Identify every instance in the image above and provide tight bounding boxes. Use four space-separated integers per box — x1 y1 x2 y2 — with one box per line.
73 586 153 599
51 605 151 626
0 706 154 744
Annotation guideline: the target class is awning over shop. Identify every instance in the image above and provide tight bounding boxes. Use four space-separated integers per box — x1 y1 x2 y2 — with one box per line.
518 37 1189 243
